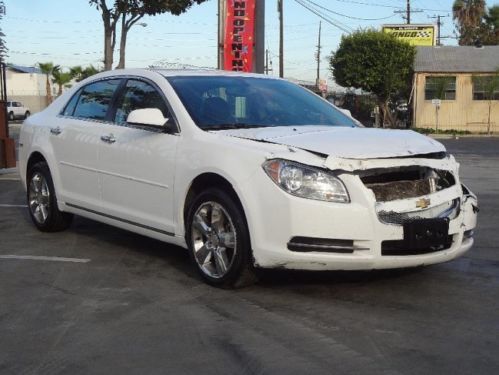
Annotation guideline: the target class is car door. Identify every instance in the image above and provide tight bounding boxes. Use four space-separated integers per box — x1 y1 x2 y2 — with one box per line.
50 78 122 211
98 78 179 235
14 102 23 117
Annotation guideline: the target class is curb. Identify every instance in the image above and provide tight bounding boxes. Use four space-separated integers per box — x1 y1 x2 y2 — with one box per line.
429 134 499 139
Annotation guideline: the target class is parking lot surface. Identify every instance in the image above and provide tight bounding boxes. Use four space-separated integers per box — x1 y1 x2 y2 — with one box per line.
1 137 498 374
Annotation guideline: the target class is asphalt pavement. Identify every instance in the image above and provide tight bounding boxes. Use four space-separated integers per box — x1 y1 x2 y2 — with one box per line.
0 135 498 374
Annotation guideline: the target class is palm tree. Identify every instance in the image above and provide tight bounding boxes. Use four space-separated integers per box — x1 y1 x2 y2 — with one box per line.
37 62 58 104
453 0 486 45
69 64 100 82
51 67 73 96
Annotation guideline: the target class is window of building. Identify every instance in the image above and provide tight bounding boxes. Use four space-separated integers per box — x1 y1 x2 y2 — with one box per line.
425 76 456 100
473 76 499 100
73 79 122 121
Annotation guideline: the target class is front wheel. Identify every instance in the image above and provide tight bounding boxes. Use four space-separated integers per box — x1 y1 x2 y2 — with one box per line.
24 111 30 119
186 188 257 288
8 111 14 121
27 161 73 232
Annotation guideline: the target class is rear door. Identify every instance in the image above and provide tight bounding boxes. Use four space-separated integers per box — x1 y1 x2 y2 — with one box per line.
51 79 122 211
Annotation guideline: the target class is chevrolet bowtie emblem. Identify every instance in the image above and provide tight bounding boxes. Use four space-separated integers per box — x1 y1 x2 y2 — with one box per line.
416 198 431 209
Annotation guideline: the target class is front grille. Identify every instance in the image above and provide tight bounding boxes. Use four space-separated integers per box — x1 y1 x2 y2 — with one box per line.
361 167 455 202
378 198 460 225
382 236 453 256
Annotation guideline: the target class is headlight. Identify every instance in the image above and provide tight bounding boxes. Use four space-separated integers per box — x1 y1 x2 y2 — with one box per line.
262 159 350 203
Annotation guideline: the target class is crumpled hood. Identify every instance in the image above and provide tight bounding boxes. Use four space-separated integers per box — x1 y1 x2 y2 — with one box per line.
216 126 446 159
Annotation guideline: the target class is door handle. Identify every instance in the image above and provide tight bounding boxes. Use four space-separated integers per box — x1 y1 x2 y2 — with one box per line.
100 134 116 144
50 127 62 135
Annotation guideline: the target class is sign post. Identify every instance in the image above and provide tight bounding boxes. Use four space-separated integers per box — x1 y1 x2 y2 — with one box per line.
432 98 441 133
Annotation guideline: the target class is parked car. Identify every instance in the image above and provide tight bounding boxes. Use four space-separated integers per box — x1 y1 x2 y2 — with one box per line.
19 69 478 287
7 101 30 120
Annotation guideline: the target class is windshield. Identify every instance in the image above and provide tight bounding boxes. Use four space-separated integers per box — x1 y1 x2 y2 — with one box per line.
166 76 358 130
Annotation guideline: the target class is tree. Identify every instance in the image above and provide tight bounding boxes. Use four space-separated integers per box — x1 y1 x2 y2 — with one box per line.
51 67 73 96
330 30 416 127
472 71 499 134
37 62 58 104
89 0 208 70
481 5 499 45
70 65 101 82
453 1 498 45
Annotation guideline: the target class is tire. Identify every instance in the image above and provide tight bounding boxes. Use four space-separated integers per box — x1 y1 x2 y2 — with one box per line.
27 161 73 232
8 111 14 121
25 111 30 119
186 188 257 288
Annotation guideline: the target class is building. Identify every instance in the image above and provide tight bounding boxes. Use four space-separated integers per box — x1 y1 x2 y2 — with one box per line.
413 46 499 133
6 64 50 114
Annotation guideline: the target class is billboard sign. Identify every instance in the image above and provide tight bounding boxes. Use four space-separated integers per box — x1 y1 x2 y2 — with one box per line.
382 24 435 46
224 0 256 72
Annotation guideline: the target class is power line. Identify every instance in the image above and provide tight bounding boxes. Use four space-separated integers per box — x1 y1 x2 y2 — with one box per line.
303 0 396 21
327 0 448 12
294 0 352 33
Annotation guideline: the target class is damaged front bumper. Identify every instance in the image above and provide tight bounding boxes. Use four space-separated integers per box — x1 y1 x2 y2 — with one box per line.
246 154 478 271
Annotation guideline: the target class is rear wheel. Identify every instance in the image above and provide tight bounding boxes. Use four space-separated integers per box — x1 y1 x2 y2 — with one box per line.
186 188 257 288
24 111 30 119
27 162 73 232
8 111 14 121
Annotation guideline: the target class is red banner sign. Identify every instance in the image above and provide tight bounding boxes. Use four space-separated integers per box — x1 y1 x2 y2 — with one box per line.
224 0 255 72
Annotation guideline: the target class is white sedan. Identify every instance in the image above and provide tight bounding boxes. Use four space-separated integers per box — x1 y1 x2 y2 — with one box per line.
19 69 478 287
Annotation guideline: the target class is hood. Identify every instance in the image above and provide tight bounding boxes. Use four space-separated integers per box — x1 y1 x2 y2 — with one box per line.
216 126 445 159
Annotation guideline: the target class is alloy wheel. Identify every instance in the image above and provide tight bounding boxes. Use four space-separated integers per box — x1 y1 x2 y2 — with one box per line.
191 201 237 279
28 172 51 224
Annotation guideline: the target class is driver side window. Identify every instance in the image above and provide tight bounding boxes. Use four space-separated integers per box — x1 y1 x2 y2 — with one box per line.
114 79 170 126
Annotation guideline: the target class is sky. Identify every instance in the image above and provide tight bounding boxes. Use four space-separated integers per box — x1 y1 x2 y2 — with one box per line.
1 0 470 84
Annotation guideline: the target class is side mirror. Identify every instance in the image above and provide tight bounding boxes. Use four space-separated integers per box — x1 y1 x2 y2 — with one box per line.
126 108 168 128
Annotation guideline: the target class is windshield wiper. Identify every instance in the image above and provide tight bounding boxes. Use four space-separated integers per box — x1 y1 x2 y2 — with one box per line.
203 123 267 131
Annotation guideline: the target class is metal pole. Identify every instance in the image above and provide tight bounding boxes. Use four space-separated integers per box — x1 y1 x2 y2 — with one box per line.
437 15 441 46
278 0 284 78
316 21 321 87
254 0 265 73
265 49 269 74
217 0 225 70
407 0 410 24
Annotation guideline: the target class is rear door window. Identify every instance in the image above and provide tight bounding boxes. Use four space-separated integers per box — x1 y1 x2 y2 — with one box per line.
73 79 121 121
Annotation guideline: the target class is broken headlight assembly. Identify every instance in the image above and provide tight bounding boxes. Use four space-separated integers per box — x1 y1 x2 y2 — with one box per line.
262 159 350 203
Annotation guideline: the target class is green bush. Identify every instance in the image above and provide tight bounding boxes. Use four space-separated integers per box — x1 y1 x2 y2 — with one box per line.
412 128 472 135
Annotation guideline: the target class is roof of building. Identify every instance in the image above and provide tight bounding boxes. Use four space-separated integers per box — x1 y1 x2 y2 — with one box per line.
414 46 499 73
7 64 42 74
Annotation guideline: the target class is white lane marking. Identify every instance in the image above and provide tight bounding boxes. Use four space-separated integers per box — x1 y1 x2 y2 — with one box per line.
0 255 91 263
0 204 28 208
0 178 21 181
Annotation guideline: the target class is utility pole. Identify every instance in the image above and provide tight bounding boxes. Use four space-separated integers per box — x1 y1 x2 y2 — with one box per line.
394 0 422 24
278 0 284 78
429 14 449 46
254 0 265 73
315 21 321 87
217 0 225 70
406 0 410 24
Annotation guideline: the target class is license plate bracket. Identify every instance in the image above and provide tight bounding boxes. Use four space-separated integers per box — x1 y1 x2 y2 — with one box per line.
403 218 450 250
